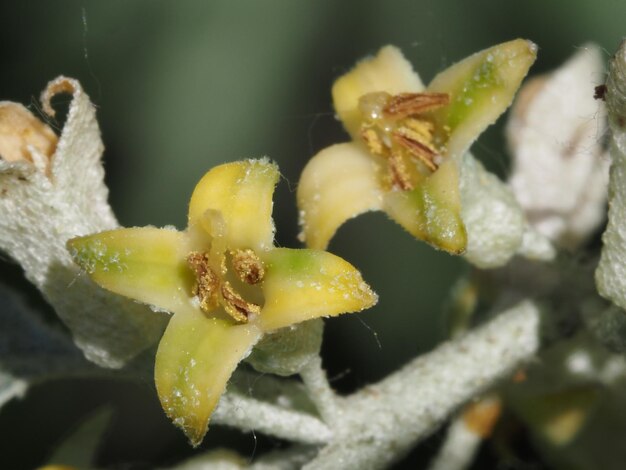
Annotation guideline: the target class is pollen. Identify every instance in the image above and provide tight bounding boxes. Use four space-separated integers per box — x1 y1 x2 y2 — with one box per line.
231 248 265 285
221 281 261 323
187 252 220 313
357 91 449 190
187 250 263 324
361 127 384 155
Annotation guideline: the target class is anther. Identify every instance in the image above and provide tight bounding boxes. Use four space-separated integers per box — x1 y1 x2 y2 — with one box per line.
231 248 265 285
221 281 261 323
383 92 450 118
187 252 220 313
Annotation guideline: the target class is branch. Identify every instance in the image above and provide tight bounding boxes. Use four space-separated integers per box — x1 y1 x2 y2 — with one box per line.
597 39 626 312
300 356 340 424
212 390 332 445
304 300 541 469
427 415 483 470
427 395 502 470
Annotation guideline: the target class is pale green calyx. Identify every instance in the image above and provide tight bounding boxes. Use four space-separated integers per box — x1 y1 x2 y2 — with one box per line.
458 152 555 268
246 319 324 376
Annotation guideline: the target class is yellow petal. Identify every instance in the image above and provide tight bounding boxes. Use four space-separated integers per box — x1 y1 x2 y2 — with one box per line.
155 311 261 446
384 159 467 253
297 142 384 249
68 227 192 313
427 39 537 160
259 248 377 331
188 159 278 252
332 45 425 138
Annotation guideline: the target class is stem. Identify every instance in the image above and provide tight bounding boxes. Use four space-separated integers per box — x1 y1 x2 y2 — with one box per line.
303 300 540 469
300 356 340 424
427 415 483 470
596 39 626 311
212 389 332 445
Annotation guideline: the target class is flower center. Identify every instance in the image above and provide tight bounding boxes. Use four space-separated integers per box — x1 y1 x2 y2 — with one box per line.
358 91 450 191
187 248 265 324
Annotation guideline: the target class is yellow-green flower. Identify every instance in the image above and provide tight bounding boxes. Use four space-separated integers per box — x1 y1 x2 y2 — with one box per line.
67 159 376 446
298 39 537 253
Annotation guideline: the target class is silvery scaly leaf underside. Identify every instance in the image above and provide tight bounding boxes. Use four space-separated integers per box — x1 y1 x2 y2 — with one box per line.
0 281 96 410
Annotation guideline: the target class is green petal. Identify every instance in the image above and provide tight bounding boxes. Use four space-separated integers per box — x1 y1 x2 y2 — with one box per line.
384 159 467 253
259 248 377 331
297 142 384 250
67 227 192 313
155 311 261 446
188 159 279 252
332 45 425 139
427 39 537 160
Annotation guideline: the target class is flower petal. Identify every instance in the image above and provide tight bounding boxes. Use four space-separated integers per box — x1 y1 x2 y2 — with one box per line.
297 142 384 249
384 159 467 253
188 159 279 252
332 45 425 139
427 39 537 160
68 227 192 313
259 248 377 331
155 311 261 446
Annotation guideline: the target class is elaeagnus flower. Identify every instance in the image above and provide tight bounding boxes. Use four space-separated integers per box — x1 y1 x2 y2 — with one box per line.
68 159 377 445
297 40 538 256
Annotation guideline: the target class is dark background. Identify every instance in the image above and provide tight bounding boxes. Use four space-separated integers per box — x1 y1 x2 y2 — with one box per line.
1 1 625 468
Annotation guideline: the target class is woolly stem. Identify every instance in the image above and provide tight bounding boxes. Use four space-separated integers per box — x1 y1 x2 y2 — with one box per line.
303 300 540 469
212 389 332 445
300 356 340 425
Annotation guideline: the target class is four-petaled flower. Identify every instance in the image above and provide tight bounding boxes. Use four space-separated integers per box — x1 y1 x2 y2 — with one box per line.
297 39 537 253
68 159 377 445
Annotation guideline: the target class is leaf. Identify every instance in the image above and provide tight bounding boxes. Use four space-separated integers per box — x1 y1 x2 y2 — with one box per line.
0 282 96 412
45 406 113 469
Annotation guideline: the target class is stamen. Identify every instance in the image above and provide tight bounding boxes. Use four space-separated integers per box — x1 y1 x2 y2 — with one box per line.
187 250 264 323
403 118 436 143
358 91 450 187
361 127 385 156
221 282 261 323
187 252 220 313
231 248 265 285
392 132 438 172
388 152 414 191
383 92 450 118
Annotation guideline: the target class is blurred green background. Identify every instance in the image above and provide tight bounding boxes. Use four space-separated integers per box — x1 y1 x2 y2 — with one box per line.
1 0 625 468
